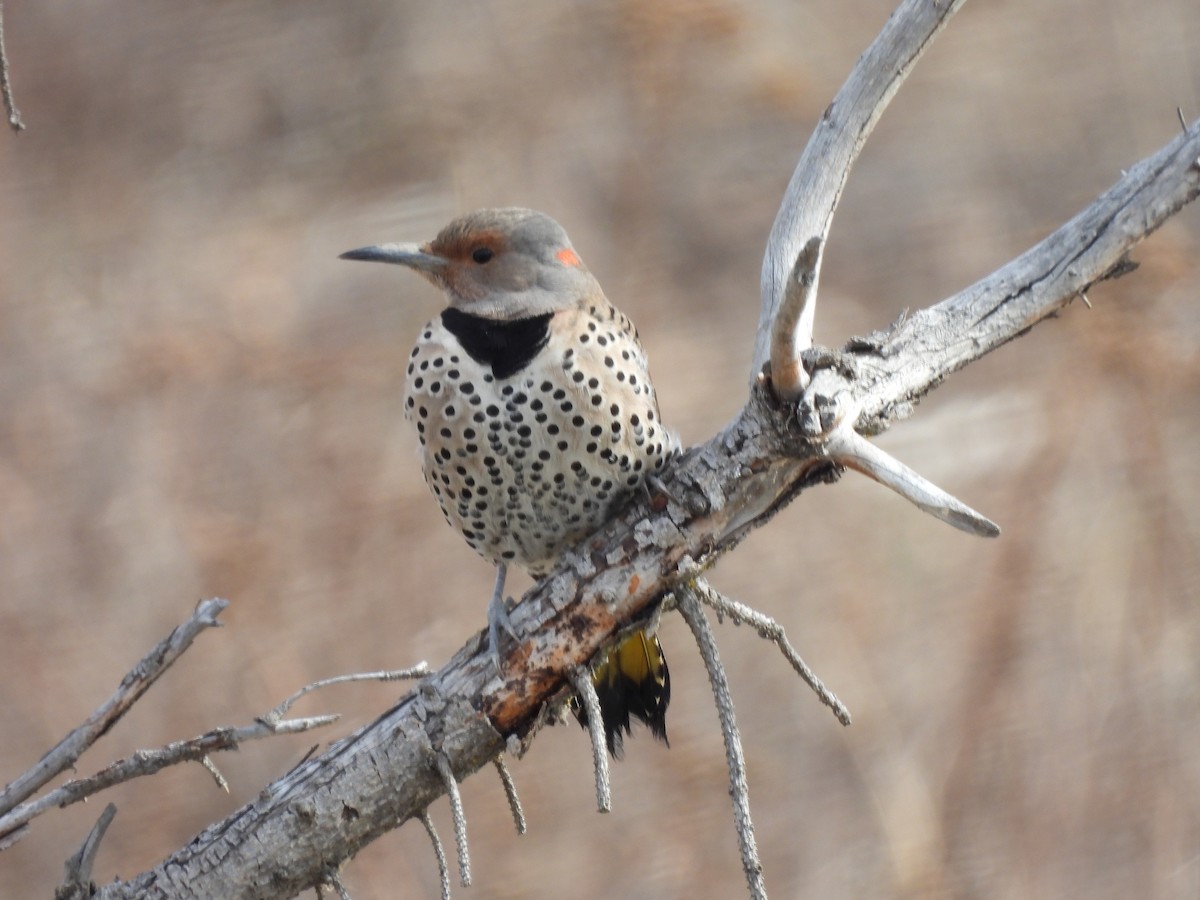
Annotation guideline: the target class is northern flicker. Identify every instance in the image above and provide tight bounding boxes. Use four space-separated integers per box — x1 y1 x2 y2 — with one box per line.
341 208 673 755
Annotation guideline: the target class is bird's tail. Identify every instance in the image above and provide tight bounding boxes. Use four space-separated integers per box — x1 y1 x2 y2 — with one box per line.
573 630 670 758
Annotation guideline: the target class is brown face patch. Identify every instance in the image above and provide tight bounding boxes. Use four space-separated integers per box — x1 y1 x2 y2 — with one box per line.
429 225 509 263
425 226 510 302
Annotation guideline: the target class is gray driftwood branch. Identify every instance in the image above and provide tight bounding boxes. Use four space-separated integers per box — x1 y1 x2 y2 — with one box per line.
77 7 1200 900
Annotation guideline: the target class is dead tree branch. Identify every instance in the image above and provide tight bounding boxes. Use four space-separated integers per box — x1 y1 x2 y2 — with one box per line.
0 710 341 844
88 114 1200 899
26 0 1192 895
55 803 117 900
685 570 850 726
0 599 228 833
759 0 967 387
677 585 764 900
0 624 424 847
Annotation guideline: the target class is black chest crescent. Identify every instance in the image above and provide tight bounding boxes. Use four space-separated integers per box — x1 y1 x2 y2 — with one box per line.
440 309 554 379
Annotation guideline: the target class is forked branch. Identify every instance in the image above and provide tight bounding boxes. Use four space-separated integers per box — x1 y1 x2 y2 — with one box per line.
0 598 229 837
0 628 426 852
677 585 765 900
758 0 968 385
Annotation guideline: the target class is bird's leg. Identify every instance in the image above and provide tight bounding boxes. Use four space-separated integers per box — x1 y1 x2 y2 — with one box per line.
643 443 687 507
487 563 517 671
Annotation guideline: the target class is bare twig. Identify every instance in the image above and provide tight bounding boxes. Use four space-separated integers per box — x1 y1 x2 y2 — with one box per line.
3 663 427 840
0 598 229 821
55 803 117 900
434 753 470 888
569 666 612 813
199 756 230 793
0 655 415 844
687 574 851 726
0 823 26 852
676 586 765 900
261 664 430 726
420 812 452 900
0 711 338 841
491 756 526 835
827 426 1001 537
755 0 967 380
0 2 22 132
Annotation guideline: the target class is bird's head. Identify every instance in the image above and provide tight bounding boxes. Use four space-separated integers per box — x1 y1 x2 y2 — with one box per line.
341 208 602 320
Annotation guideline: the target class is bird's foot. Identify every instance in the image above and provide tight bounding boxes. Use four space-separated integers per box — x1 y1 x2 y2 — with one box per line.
487 592 518 673
487 564 518 673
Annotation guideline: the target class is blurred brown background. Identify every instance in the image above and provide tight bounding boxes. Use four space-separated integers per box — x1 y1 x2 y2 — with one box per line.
2 1 1199 897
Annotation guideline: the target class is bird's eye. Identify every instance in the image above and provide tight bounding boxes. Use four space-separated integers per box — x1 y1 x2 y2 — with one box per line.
471 247 494 264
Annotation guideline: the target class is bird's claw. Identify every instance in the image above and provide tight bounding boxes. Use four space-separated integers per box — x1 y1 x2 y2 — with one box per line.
487 590 518 673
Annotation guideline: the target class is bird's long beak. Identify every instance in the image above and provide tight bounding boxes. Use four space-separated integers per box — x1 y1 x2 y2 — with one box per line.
339 242 446 274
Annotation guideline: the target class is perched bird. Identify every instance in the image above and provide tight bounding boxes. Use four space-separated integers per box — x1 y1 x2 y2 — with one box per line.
342 208 674 756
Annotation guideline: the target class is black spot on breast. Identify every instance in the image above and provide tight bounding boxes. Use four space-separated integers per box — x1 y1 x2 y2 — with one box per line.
441 309 554 379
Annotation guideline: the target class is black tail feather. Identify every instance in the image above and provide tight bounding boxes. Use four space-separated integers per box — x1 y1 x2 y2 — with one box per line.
572 630 670 758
